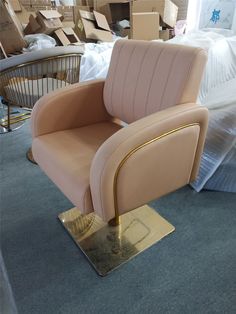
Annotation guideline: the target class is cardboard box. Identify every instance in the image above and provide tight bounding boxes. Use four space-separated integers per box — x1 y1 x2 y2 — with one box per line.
37 9 63 33
159 29 169 40
19 0 31 6
81 0 94 7
20 0 51 7
0 0 26 53
54 27 81 45
61 21 75 28
31 0 51 5
26 5 52 11
24 9 63 34
94 0 130 24
75 0 94 7
132 12 159 40
9 0 22 12
75 9 113 42
0 42 8 59
132 0 178 28
16 5 35 24
109 1 130 23
57 5 74 21
24 13 40 33
73 5 90 23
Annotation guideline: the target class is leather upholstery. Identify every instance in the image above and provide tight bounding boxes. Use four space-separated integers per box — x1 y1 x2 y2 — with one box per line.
90 103 208 221
104 40 207 123
33 122 122 213
31 80 110 137
32 40 208 222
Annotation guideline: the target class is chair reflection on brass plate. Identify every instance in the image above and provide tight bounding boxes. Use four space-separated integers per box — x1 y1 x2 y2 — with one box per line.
31 40 208 276
0 46 84 163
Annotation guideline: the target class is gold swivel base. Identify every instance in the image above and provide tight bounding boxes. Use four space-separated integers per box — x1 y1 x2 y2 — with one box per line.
58 205 175 276
26 147 37 164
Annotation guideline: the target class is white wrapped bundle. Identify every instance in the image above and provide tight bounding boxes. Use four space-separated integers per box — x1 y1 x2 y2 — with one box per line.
169 30 236 192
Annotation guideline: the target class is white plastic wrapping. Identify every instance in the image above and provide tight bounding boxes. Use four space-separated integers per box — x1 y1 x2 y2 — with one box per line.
169 30 236 192
23 34 56 52
204 143 236 192
79 42 115 82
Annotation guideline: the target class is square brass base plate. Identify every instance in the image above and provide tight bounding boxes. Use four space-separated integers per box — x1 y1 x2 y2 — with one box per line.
58 205 175 276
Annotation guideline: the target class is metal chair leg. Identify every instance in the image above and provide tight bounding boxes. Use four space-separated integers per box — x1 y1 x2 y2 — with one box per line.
7 101 12 132
26 147 37 165
0 100 31 134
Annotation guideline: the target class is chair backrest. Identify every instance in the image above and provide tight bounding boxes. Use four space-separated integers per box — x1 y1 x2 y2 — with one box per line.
103 40 207 124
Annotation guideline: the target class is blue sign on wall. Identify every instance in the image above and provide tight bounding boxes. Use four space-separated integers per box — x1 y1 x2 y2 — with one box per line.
199 0 236 29
210 9 221 23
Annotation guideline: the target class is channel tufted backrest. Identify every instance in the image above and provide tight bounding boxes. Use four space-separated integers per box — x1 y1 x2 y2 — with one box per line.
103 40 207 124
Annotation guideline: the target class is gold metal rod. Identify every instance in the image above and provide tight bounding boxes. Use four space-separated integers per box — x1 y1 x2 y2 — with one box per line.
7 102 11 131
1 111 31 121
1 115 30 127
112 123 199 225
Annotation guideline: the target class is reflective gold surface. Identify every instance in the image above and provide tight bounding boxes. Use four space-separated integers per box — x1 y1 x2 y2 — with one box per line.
58 205 175 276
26 147 37 165
0 112 31 127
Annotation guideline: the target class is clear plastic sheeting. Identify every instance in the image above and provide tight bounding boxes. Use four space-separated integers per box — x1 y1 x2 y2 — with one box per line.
191 98 236 192
169 30 236 192
23 34 56 52
169 30 236 101
80 42 115 82
204 143 236 192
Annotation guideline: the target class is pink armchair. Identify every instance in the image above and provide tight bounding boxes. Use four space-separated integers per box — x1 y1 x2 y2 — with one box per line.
31 40 208 275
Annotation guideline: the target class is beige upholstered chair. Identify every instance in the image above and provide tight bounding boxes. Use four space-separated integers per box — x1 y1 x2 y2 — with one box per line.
31 40 208 276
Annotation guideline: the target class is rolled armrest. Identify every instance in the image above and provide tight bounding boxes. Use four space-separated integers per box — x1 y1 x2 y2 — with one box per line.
90 103 208 222
31 79 111 138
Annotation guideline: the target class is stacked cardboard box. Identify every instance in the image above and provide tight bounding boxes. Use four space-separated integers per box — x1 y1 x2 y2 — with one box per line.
132 0 178 40
9 0 22 11
22 5 112 44
24 9 63 34
19 0 52 12
1 0 178 56
54 27 81 46
0 0 26 54
74 9 113 42
93 0 178 40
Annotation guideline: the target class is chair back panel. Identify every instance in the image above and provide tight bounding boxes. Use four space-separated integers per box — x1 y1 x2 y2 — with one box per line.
104 40 207 123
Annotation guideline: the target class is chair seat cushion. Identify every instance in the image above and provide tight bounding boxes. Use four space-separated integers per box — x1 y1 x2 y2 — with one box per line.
32 122 122 214
5 78 69 108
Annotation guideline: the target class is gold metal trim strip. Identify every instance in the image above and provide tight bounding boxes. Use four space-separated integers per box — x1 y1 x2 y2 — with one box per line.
112 123 199 225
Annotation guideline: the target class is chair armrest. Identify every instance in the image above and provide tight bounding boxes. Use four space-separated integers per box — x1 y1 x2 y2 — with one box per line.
90 103 208 222
31 79 111 137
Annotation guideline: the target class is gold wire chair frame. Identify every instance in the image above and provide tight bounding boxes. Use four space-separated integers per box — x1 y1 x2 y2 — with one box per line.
0 53 83 109
0 52 83 132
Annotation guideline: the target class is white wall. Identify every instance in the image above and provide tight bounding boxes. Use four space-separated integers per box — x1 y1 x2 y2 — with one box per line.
186 0 236 32
199 0 236 29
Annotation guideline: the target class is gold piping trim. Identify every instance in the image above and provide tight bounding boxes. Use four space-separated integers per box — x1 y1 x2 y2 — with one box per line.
111 123 199 225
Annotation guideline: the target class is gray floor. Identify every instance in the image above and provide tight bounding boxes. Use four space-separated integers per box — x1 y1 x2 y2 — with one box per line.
1 122 236 314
